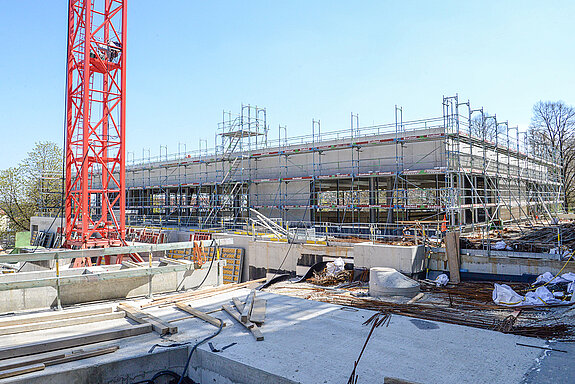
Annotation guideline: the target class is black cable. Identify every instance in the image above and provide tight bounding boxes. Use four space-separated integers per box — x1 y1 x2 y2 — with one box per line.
177 319 224 384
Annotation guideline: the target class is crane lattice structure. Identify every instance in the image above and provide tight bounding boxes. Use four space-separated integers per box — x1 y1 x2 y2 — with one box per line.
64 0 127 251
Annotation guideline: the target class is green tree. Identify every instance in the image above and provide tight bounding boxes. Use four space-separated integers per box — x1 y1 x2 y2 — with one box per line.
0 142 63 246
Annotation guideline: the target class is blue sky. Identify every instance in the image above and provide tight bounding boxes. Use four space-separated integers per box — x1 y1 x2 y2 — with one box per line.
1 1 574 168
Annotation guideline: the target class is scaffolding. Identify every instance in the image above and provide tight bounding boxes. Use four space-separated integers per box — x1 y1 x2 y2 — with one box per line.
119 97 562 241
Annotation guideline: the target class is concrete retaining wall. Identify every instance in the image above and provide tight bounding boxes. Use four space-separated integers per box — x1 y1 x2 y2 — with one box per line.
353 243 425 274
0 261 223 313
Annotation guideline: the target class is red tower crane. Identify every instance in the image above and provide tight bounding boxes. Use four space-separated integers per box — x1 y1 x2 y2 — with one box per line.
64 0 127 253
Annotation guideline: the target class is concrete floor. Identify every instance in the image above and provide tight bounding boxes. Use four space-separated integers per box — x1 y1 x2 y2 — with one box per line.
0 289 570 384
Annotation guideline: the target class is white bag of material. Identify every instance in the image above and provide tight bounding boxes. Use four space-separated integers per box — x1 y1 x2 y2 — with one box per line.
492 284 524 306
326 257 345 276
434 273 449 287
568 282 575 294
561 272 575 282
525 286 561 305
534 272 555 284
549 247 571 260
493 241 511 250
534 272 568 285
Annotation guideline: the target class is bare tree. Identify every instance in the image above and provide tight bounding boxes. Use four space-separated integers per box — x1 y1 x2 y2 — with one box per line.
529 101 575 211
470 113 499 142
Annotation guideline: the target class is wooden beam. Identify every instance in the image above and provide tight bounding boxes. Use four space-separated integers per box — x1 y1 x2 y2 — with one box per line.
0 351 67 372
175 303 224 328
241 290 256 323
0 307 113 328
0 346 119 373
142 278 266 308
0 324 151 360
0 363 45 379
168 308 221 323
0 312 126 336
232 297 245 313
222 304 263 341
117 303 177 335
249 299 266 324
407 293 424 305
384 377 421 384
44 345 119 366
445 231 461 284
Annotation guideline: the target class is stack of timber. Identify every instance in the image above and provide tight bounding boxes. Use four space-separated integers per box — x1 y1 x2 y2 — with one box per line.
0 305 158 379
222 289 266 341
141 278 267 309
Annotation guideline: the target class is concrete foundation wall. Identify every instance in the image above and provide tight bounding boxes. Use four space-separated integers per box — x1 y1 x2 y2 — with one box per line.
0 261 223 313
353 243 425 274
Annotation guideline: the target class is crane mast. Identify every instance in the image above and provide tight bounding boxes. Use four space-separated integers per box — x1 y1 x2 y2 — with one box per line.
64 0 127 253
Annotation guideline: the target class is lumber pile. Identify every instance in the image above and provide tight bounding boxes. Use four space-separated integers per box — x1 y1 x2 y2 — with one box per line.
141 277 267 308
221 289 266 341
0 304 166 379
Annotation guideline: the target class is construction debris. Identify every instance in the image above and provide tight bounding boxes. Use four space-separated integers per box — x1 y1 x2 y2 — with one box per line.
264 279 575 340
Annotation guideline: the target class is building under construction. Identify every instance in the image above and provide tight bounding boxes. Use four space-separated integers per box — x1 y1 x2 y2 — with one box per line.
122 95 563 238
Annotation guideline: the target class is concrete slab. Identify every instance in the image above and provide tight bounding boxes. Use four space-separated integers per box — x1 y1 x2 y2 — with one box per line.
0 289 564 384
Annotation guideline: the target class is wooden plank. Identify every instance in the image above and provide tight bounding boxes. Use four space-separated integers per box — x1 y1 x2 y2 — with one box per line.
249 299 266 324
44 345 119 366
0 312 125 336
0 345 119 375
384 377 421 384
0 307 113 328
175 303 224 328
160 285 253 307
241 290 256 323
0 324 151 360
445 231 461 284
232 297 245 313
142 277 266 308
0 351 67 372
407 293 424 304
222 305 263 341
117 303 177 335
168 308 221 323
0 363 45 379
